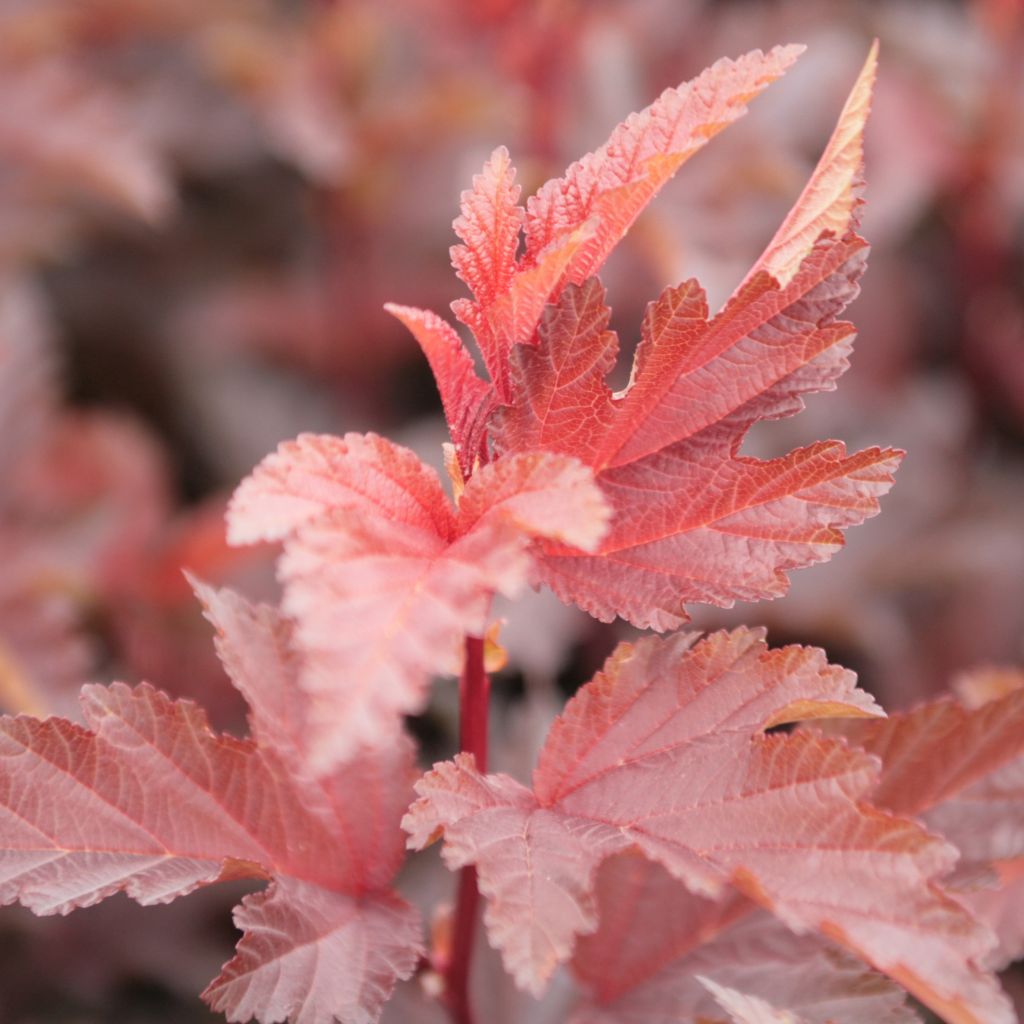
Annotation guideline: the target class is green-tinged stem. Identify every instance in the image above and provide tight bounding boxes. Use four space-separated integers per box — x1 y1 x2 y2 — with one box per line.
445 635 489 1024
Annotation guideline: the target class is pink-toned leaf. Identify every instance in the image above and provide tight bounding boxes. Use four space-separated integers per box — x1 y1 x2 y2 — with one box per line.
0 679 422 1024
204 879 422 1024
493 278 619 465
405 628 1012 1023
570 856 919 1024
280 506 507 769
404 753 626 996
456 451 611 554
266 444 607 769
227 432 454 546
0 683 403 904
383 305 493 467
742 42 876 289
522 46 803 290
448 224 597 407
571 852 752 1006
192 580 308 764
471 223 595 399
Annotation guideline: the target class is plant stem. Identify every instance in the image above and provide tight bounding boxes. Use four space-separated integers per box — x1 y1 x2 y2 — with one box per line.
459 635 489 769
445 635 489 1024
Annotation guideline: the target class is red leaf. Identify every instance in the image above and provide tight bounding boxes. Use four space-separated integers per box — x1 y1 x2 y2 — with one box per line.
522 46 803 291
490 47 901 629
392 47 801 413
387 46 898 633
405 628 1012 1023
0 592 424 1024
229 434 609 767
451 146 524 320
828 682 1024 820
469 222 594 397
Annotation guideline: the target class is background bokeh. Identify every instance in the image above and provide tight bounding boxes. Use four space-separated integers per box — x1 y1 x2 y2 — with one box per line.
0 0 1021 1019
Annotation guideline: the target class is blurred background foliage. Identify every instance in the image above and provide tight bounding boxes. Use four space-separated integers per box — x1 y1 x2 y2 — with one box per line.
0 0 1021 1019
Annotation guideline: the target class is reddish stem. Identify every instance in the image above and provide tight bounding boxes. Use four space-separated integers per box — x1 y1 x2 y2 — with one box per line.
444 635 489 1024
459 635 490 769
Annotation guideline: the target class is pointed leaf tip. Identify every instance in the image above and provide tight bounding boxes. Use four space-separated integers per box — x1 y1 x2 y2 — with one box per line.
747 39 878 289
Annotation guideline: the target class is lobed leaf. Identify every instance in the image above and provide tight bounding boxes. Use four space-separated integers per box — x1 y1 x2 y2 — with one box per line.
495 233 900 627
405 628 1013 1023
0 592 425 1024
230 434 609 768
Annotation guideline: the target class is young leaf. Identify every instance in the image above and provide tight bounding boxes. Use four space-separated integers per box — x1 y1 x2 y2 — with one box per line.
404 628 1013 1023
490 47 898 630
521 46 804 291
431 46 803 404
0 588 424 1024
228 434 609 768
451 145 523 316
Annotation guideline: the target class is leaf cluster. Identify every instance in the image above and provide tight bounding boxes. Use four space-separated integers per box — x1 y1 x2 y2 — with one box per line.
0 42 1021 1024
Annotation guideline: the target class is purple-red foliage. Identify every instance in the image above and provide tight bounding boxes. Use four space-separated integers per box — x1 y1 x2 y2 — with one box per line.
0 30 1020 1024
